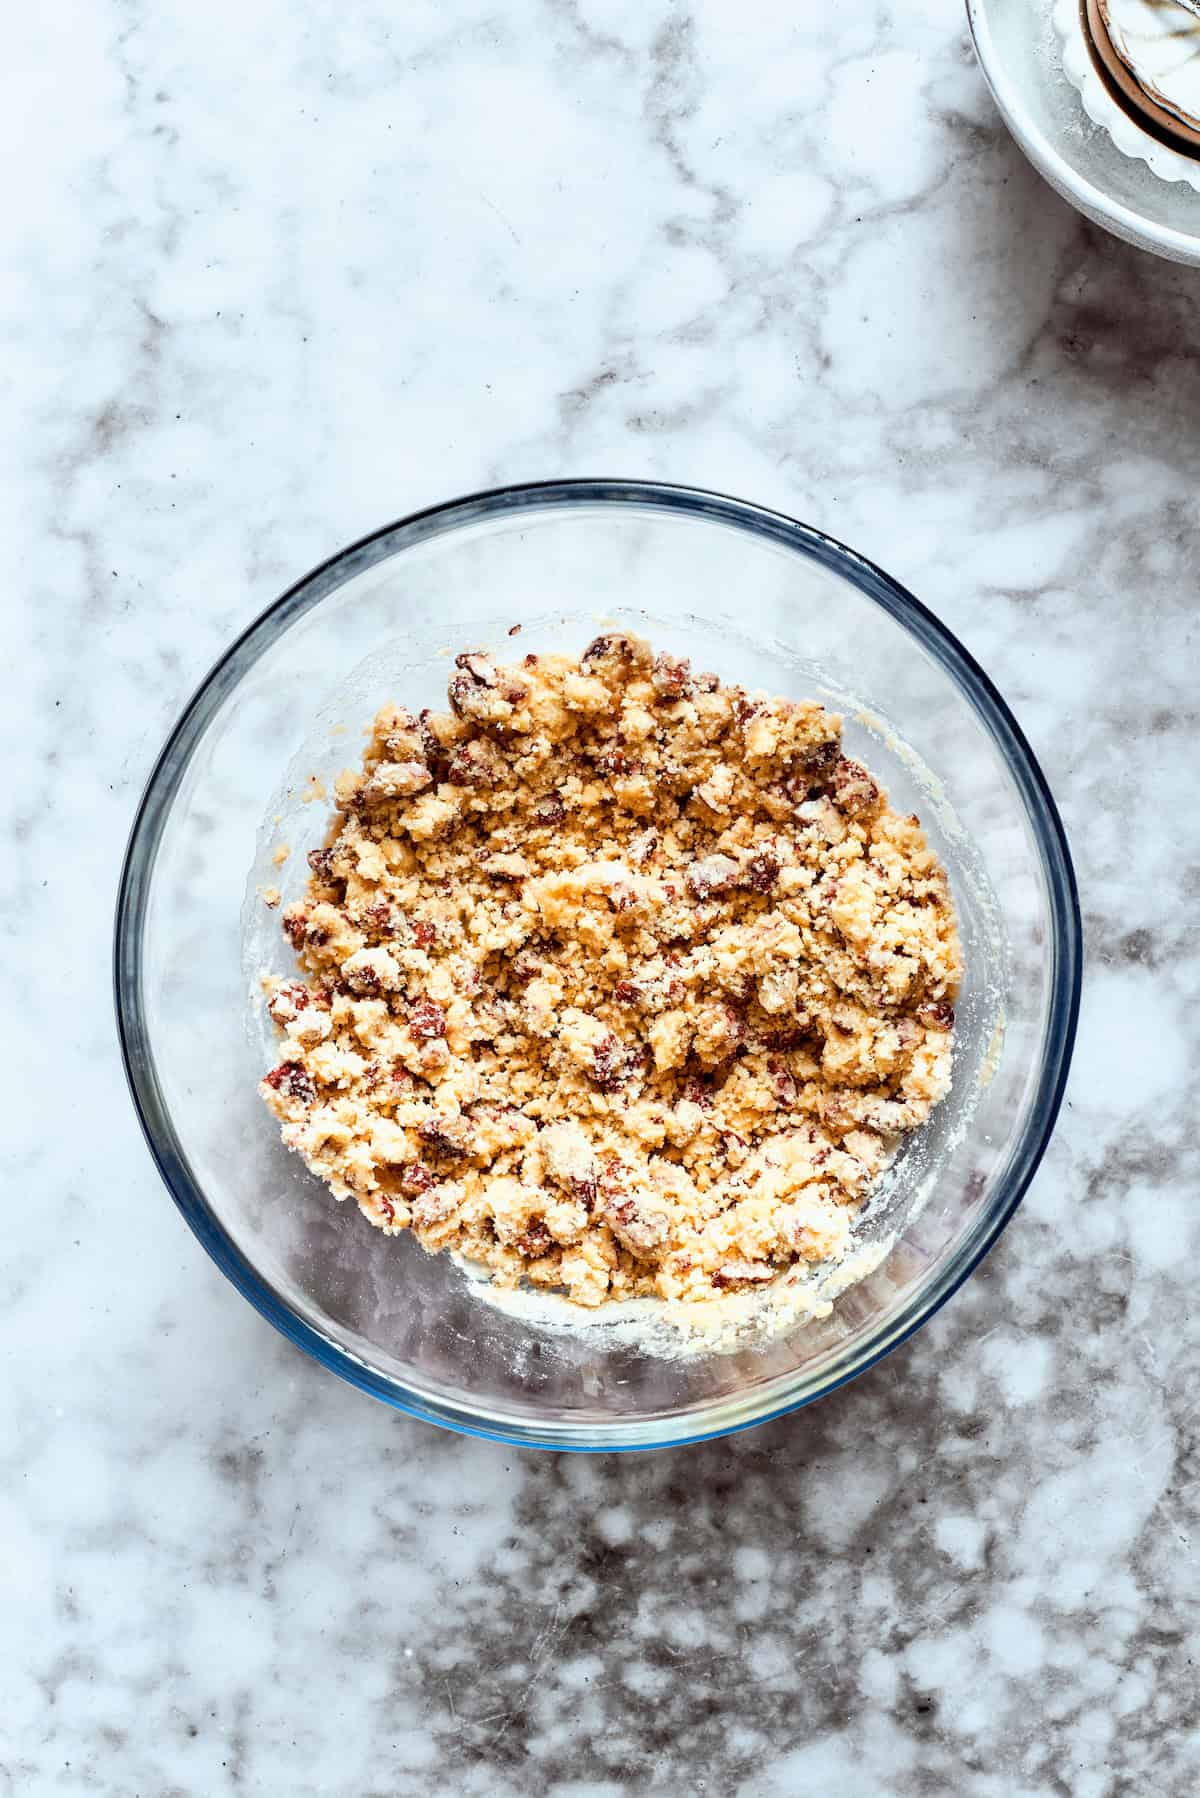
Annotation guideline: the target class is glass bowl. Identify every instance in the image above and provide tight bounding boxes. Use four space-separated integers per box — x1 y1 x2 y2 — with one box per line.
114 480 1081 1450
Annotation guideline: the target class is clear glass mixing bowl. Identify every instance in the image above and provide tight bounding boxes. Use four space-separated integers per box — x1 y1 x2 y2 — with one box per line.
114 481 1081 1449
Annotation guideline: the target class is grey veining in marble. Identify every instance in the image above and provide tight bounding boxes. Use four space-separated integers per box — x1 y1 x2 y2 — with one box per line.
6 1 1200 1793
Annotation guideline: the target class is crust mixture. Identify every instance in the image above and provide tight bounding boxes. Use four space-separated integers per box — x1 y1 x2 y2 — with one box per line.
260 635 962 1308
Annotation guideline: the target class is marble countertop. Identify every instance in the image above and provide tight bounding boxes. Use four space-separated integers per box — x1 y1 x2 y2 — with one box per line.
8 1 1198 1792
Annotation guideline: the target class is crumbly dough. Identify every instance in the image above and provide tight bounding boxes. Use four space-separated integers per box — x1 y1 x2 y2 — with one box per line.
259 635 962 1309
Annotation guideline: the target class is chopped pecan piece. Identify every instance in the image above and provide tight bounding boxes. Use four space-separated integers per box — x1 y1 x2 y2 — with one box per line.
361 761 433 804
267 982 311 1024
832 755 881 818
651 651 692 699
570 1176 597 1213
685 855 741 900
417 1115 475 1158
417 709 453 778
448 653 510 724
744 848 781 893
445 742 496 788
596 746 638 779
591 1033 641 1092
455 650 498 687
712 1259 776 1289
281 906 309 949
409 998 447 1040
802 739 842 780
515 1218 553 1260
581 633 648 670
769 1060 799 1106
342 948 400 997
446 674 480 717
379 706 424 760
365 900 396 935
597 1165 670 1257
534 792 566 826
263 1062 316 1105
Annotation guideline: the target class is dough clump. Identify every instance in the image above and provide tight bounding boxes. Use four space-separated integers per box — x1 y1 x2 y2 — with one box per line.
260 635 962 1308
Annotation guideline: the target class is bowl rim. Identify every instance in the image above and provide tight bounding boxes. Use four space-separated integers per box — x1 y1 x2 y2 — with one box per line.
965 0 1200 266
113 477 1082 1451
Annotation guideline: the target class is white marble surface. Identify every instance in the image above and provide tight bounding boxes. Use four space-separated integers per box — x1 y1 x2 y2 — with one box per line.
6 1 1199 1792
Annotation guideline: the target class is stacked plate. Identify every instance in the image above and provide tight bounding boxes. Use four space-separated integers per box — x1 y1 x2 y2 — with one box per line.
967 0 1200 262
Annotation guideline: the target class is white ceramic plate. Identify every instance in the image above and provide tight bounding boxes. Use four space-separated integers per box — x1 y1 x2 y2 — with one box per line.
966 0 1200 262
